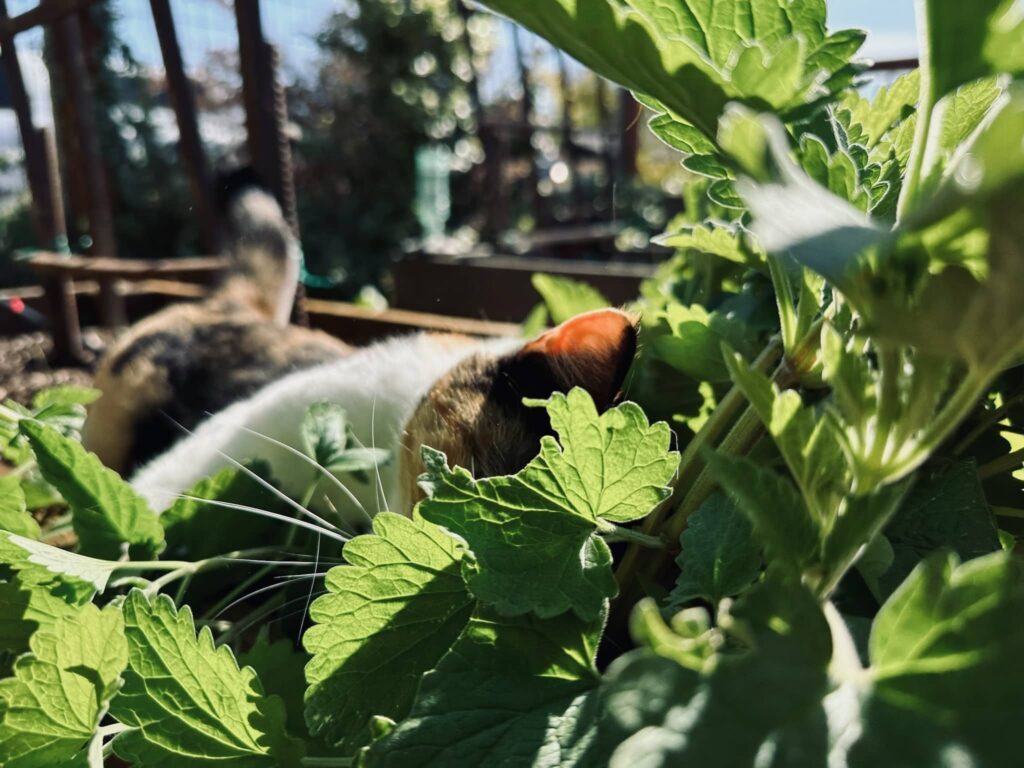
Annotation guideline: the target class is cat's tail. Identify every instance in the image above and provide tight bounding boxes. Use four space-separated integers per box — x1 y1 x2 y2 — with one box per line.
214 167 300 325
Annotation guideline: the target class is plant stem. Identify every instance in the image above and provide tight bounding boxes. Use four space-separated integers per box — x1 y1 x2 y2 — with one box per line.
952 391 1024 456
978 447 1024 480
898 1 938 220
598 522 666 549
612 339 783 597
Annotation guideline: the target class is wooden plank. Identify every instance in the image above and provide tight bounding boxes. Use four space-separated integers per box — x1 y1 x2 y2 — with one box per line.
304 298 518 345
28 253 226 281
149 0 220 254
393 255 654 322
0 0 97 36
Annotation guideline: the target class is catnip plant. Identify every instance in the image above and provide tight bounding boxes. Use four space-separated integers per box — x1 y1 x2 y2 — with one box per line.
1 0 1024 766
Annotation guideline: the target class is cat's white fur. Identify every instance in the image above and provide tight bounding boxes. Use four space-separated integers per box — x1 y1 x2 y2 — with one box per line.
131 332 520 521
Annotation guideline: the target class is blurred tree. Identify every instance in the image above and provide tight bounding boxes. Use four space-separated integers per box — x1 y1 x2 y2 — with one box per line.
289 0 488 295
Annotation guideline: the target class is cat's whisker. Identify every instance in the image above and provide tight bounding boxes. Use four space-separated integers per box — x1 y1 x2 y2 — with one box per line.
161 413 347 537
171 494 350 545
234 424 371 527
370 396 387 516
322 493 371 532
274 572 329 581
297 532 321 644
212 577 302 619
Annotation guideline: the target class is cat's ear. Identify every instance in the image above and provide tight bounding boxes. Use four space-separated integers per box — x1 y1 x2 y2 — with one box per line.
507 308 638 409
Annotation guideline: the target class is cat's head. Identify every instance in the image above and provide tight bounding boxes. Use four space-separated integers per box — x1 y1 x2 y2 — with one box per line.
400 309 638 508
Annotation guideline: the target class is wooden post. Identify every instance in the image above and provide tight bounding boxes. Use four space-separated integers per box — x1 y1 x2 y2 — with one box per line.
38 128 82 363
618 88 640 181
235 2 306 324
0 0 83 362
556 50 584 222
149 0 220 253
512 24 543 226
234 0 277 194
50 11 124 327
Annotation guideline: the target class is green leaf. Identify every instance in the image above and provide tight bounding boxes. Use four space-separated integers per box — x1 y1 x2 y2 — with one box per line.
20 421 163 560
705 452 819 574
724 350 847 521
654 222 766 269
0 576 77 675
924 0 1024 101
30 387 100 410
849 551 1024 766
613 577 833 766
364 605 602 768
669 493 761 607
650 303 758 382
917 77 1004 200
0 603 126 768
237 633 314 746
418 388 679 619
0 477 40 540
840 70 920 153
160 461 292 561
303 512 475 751
0 532 116 598
302 402 349 468
531 273 609 327
880 461 1002 596
110 591 304 767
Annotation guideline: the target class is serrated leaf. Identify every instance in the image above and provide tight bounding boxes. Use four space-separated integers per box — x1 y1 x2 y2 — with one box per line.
669 493 761 607
0 532 115 597
20 421 163 560
651 303 759 382
0 603 126 768
418 388 679 619
879 461 1001 596
238 633 313 746
655 222 766 269
110 591 304 767
303 512 474 751
0 477 40 540
531 273 609 327
364 605 603 768
705 452 819 574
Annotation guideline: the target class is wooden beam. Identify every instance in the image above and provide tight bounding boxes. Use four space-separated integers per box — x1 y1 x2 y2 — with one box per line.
149 0 220 254
0 0 97 37
28 253 226 282
49 10 124 327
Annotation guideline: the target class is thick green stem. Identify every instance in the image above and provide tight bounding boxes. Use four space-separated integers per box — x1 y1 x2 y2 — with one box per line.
978 447 1024 480
613 338 783 593
898 2 938 221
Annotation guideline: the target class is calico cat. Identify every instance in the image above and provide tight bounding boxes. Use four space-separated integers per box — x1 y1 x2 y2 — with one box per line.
83 175 353 475
129 307 637 527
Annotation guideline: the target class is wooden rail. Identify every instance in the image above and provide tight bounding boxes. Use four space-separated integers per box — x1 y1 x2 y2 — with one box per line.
28 253 227 282
1 281 518 346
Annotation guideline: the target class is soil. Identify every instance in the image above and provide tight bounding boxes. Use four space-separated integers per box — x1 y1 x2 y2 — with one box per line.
0 330 111 405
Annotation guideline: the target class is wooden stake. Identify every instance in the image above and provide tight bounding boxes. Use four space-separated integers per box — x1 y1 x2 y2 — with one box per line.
149 0 220 253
